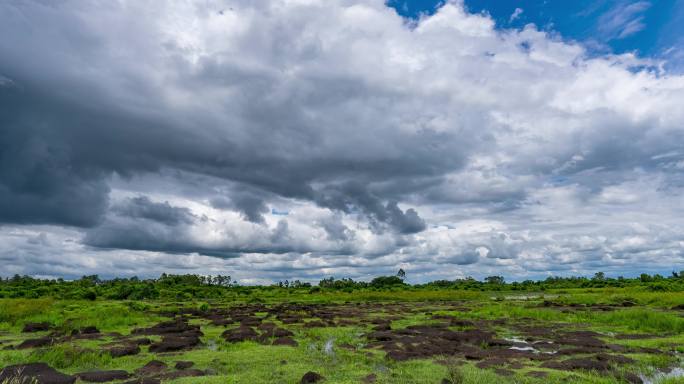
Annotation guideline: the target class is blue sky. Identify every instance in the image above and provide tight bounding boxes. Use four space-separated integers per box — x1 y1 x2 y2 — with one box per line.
388 0 684 68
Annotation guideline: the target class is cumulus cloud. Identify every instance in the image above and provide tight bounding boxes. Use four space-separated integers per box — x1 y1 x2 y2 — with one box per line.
0 0 683 282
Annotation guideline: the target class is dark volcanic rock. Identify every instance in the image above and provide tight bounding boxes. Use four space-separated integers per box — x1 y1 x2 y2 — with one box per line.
132 338 152 345
300 371 324 383
135 361 167 376
494 368 514 376
272 337 298 346
75 370 130 382
541 357 611 372
157 369 206 380
476 358 508 369
0 363 75 384
148 335 200 352
526 371 548 378
122 378 161 384
303 321 326 328
80 326 100 334
623 372 644 384
367 324 496 361
22 322 51 333
16 336 53 349
261 327 294 338
108 344 141 357
372 323 391 331
222 326 258 342
174 361 195 370
132 319 202 338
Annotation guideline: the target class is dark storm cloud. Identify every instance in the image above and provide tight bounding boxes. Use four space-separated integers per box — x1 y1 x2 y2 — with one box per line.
318 214 355 242
0 0 456 240
83 212 298 257
112 196 196 226
0 88 110 227
210 191 270 224
314 181 427 234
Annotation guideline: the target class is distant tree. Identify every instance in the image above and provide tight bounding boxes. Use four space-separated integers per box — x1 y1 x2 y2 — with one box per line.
80 275 101 286
370 275 405 287
640 273 652 283
592 272 605 281
484 276 505 285
396 268 406 280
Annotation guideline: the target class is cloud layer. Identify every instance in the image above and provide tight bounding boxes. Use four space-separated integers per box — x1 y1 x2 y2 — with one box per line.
0 0 683 282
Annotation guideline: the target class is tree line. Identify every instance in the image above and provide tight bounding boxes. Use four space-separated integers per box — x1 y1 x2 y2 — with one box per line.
0 269 682 300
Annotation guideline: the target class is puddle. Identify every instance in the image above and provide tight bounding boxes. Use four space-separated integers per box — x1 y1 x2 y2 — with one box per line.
640 367 684 384
491 294 559 301
323 338 335 356
207 339 217 351
510 346 537 352
504 337 556 355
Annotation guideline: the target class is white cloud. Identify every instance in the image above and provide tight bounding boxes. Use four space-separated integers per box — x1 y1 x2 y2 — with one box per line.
509 8 523 23
0 0 683 282
597 1 651 40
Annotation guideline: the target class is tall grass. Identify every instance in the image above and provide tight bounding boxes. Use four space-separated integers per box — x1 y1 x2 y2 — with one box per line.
0 299 161 333
27 344 112 370
0 299 54 324
574 308 684 333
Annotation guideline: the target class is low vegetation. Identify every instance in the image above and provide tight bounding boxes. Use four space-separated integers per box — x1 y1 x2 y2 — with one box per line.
0 271 682 383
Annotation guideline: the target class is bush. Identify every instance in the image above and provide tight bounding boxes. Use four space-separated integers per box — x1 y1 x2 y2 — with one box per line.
82 289 97 301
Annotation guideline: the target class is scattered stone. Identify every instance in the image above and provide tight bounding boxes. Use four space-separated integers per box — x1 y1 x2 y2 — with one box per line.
541 357 610 372
132 319 203 338
526 371 548 378
16 336 53 349
272 337 298 346
157 369 206 380
135 361 167 376
81 326 100 334
301 371 324 383
22 322 51 333
174 361 194 370
149 335 200 352
362 373 377 383
75 370 130 382
596 353 636 365
108 344 140 357
476 358 507 369
494 368 514 376
132 338 152 345
622 372 644 384
122 378 161 384
0 363 75 384
372 323 391 331
303 321 326 328
222 326 258 342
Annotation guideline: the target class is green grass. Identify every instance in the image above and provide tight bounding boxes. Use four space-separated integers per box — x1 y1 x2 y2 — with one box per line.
0 288 683 384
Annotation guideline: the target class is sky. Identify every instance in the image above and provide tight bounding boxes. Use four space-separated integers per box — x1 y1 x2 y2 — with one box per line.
1 0 683 284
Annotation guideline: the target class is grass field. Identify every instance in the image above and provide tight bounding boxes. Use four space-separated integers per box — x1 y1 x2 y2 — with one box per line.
0 287 683 384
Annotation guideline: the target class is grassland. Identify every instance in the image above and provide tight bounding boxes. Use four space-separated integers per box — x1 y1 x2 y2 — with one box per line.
0 285 683 384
